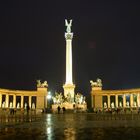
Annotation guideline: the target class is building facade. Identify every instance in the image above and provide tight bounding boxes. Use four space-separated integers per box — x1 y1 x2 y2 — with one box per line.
0 81 48 110
91 79 140 109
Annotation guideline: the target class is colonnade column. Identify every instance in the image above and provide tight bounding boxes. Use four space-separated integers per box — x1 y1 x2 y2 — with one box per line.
29 96 32 108
0 94 2 108
130 94 133 107
21 95 23 108
123 94 126 107
6 94 9 108
137 93 139 107
115 95 118 108
91 95 93 108
13 95 16 108
108 95 110 108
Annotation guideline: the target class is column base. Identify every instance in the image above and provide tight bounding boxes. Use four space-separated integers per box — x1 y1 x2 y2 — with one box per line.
63 84 75 100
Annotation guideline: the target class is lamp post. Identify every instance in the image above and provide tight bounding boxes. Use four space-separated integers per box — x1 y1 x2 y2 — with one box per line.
47 91 52 109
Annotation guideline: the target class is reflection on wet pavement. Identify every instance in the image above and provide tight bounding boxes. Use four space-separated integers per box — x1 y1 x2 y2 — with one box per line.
0 114 140 140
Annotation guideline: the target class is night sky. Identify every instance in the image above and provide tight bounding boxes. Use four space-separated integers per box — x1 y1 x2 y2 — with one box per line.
0 1 140 97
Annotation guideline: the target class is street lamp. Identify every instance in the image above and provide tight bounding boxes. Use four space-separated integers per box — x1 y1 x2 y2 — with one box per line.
47 91 52 109
47 91 52 99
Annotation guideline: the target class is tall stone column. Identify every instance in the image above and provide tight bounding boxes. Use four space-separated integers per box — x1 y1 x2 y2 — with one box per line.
66 36 73 85
6 94 9 108
137 93 139 107
0 94 2 108
115 95 118 108
107 95 110 108
29 96 32 108
130 94 133 107
21 95 24 108
123 94 126 107
13 95 16 108
63 19 75 100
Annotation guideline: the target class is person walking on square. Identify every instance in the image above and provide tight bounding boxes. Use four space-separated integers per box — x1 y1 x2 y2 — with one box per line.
27 104 30 114
62 107 66 114
57 106 61 114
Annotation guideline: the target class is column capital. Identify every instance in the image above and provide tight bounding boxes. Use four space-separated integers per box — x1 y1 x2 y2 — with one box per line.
65 33 73 40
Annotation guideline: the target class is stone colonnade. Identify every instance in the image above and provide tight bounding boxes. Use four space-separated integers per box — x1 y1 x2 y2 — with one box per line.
104 93 140 108
0 94 36 109
0 87 48 109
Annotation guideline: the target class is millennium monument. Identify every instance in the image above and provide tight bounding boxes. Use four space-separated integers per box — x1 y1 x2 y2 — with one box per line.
63 19 75 101
52 20 87 111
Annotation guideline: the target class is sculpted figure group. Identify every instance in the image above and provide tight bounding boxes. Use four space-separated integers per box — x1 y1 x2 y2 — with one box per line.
90 78 102 87
52 92 86 105
37 80 48 88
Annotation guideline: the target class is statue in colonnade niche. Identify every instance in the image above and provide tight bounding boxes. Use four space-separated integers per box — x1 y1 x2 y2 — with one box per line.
24 103 27 109
32 103 35 109
111 102 114 108
17 102 20 108
119 102 122 107
126 101 129 107
2 102 5 108
104 102 107 108
9 102 13 108
134 101 137 107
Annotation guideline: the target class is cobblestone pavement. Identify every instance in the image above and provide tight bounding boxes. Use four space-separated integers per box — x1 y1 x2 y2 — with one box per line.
0 113 140 140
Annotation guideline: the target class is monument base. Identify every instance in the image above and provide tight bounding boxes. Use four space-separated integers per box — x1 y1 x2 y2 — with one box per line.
63 84 75 99
52 102 87 113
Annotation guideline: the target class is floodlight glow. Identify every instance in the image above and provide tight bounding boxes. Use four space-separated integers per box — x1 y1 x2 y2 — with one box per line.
47 91 51 99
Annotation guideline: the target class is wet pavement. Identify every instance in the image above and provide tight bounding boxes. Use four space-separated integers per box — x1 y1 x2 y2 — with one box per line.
0 113 140 140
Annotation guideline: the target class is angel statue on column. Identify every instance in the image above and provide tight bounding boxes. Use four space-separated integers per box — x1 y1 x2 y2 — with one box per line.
65 19 72 33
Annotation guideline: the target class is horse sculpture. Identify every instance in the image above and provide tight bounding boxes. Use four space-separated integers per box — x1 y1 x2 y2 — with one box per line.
90 78 102 87
37 80 48 88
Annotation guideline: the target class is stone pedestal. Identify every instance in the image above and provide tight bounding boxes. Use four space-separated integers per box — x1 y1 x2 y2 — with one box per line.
52 102 87 113
63 84 75 100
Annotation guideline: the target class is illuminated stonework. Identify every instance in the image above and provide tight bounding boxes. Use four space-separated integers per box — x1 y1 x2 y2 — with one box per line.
63 19 75 99
90 79 140 109
0 81 48 110
52 20 87 111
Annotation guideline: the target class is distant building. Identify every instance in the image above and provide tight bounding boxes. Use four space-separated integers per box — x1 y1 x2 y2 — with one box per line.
90 79 140 109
